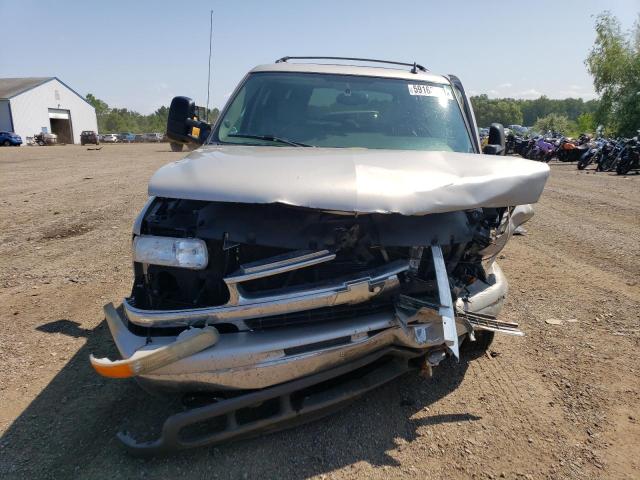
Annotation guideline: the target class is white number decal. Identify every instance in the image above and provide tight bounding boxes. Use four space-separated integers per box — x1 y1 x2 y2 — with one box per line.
408 84 451 99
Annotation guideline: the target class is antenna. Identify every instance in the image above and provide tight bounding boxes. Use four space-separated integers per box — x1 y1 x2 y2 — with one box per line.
205 9 213 123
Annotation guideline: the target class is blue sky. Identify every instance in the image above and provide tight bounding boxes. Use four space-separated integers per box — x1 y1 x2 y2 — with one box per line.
1 0 638 113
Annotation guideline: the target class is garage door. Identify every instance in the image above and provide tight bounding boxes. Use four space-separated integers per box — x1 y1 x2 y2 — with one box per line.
48 109 70 120
48 109 73 143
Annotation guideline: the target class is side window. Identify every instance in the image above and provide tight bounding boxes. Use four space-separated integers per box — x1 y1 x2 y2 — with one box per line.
451 84 477 152
218 87 246 137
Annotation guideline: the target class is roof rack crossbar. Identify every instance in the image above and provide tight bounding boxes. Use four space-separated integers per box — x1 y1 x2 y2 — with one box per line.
275 56 428 73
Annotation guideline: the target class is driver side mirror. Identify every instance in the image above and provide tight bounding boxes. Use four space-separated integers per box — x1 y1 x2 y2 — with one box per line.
483 123 506 155
166 96 212 145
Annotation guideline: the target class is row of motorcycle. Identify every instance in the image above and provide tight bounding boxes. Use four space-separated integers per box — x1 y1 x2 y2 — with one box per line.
505 131 640 174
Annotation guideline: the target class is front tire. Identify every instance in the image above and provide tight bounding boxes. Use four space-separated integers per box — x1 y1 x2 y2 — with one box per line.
616 156 631 175
2 140 10 146
462 331 495 354
170 142 184 152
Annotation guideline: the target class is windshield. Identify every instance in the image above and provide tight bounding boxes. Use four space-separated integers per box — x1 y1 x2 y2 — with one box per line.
213 72 474 152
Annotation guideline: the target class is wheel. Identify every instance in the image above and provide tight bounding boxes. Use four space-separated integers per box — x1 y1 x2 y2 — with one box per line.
2 140 10 146
461 331 495 356
170 142 184 152
577 154 592 170
599 154 614 171
616 156 631 175
38 141 45 146
606 154 622 172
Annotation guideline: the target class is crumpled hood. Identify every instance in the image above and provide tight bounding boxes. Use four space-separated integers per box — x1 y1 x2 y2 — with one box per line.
149 146 549 215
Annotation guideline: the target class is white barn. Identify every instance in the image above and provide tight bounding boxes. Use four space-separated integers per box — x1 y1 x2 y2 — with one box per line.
0 77 98 144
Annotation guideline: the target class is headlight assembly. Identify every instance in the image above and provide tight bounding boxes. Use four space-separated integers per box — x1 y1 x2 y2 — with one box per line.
133 235 208 270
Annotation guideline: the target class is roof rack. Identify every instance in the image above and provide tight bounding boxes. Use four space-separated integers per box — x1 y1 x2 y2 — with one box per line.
275 56 428 74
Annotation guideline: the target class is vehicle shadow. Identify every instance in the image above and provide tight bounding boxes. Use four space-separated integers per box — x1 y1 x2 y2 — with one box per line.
1 319 480 479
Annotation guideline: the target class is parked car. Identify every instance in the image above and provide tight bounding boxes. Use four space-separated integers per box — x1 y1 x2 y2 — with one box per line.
101 133 119 143
134 134 145 143
90 57 550 454
143 132 163 142
0 131 22 146
80 130 99 145
31 132 57 146
118 132 135 143
508 125 529 135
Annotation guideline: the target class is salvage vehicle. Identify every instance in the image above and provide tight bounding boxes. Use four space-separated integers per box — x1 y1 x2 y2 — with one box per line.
90 57 549 455
80 130 99 146
31 132 57 146
118 132 136 143
0 131 22 146
101 133 119 143
143 132 163 142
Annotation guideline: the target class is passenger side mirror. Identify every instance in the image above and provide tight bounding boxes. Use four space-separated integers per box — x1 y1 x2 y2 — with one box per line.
483 123 506 155
166 96 212 145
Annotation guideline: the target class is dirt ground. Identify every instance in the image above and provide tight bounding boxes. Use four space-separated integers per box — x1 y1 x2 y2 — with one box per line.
0 144 638 479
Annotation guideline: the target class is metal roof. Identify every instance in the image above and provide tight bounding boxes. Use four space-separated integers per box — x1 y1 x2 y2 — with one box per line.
0 77 55 99
250 63 449 84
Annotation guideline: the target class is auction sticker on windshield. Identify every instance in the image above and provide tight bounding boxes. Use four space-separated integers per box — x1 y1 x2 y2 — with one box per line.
408 84 454 100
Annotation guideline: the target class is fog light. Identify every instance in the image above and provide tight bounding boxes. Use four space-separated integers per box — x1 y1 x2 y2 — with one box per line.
133 235 208 270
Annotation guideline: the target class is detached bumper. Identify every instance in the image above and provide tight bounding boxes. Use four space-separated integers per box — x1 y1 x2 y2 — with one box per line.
105 303 444 392
103 261 509 393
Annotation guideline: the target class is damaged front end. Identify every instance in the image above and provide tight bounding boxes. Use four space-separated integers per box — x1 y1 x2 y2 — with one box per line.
96 193 532 454
89 58 553 453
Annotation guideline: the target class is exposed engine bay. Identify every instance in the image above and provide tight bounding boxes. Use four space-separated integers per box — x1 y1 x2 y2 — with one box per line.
129 198 507 329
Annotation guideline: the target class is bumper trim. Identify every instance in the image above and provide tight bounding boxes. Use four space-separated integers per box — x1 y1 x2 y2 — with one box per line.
119 347 421 456
124 260 409 328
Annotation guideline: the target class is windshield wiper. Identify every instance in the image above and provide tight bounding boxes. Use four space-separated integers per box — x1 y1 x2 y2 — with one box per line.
227 133 312 147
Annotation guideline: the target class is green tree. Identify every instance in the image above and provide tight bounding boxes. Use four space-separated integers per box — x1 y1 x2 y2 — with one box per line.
533 113 574 135
83 94 220 134
472 95 600 129
575 112 596 135
586 12 640 136
471 95 523 127
85 93 109 116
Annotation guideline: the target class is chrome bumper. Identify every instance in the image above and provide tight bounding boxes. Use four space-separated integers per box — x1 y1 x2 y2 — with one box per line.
105 257 510 392
106 304 446 391
124 257 408 329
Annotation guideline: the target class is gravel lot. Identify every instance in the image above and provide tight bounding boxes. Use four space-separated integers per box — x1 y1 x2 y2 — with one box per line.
0 144 638 479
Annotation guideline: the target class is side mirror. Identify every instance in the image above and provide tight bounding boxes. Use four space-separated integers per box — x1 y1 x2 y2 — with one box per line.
166 96 211 145
483 123 506 155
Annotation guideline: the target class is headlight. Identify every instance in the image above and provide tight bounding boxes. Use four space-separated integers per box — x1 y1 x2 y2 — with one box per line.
133 235 208 270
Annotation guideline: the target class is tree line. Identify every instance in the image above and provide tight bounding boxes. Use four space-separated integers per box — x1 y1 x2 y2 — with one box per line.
85 93 219 134
471 95 599 133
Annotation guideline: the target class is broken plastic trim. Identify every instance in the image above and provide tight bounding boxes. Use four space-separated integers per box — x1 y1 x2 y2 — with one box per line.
119 347 421 456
